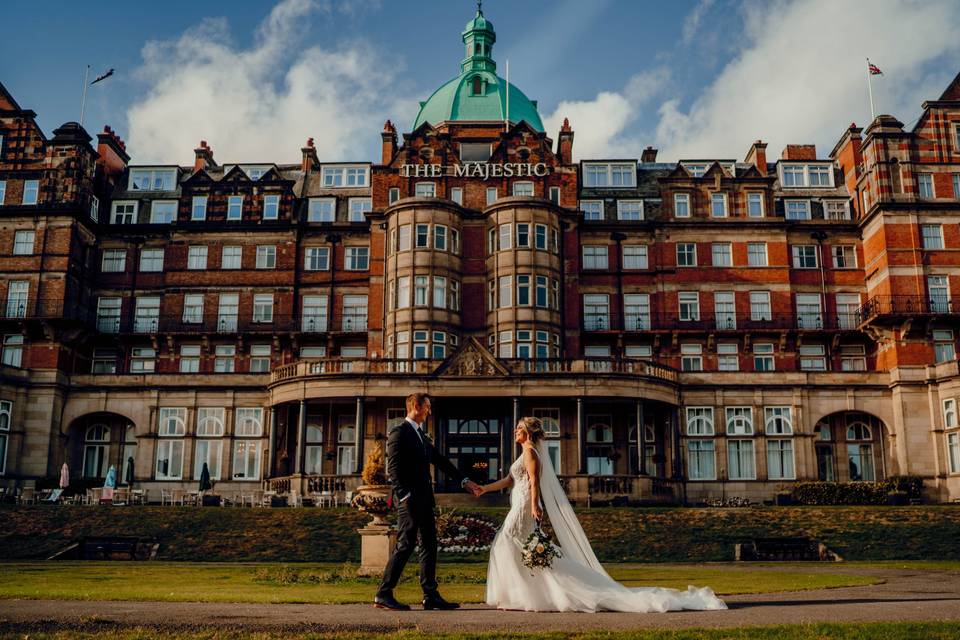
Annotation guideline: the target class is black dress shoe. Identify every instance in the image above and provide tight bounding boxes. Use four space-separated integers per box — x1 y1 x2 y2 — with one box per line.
374 593 411 610
422 593 460 610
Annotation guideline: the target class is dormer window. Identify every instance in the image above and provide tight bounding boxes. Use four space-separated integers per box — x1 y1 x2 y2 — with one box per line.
780 163 834 188
129 168 177 191
582 162 636 188
472 76 484 96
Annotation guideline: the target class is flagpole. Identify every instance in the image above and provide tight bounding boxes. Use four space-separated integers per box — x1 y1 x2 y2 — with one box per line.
80 65 90 128
505 58 510 133
866 58 876 121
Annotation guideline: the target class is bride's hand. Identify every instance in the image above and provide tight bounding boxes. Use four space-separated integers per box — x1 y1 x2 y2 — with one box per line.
531 503 543 522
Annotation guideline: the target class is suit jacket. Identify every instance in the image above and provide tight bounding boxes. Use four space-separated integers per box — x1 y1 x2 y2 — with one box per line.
386 418 464 506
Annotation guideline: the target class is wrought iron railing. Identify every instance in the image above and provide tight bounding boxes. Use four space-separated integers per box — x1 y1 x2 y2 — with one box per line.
856 295 958 324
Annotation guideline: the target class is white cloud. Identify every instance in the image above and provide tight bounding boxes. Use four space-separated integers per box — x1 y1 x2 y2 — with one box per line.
126 0 414 165
681 0 715 45
544 0 960 162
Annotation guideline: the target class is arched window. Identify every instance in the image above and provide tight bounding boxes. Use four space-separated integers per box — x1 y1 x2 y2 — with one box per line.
196 408 225 437
586 423 612 443
235 408 263 437
158 408 186 436
725 407 753 435
846 420 875 481
686 407 714 436
764 406 793 435
336 416 357 475
83 423 110 478
847 422 872 441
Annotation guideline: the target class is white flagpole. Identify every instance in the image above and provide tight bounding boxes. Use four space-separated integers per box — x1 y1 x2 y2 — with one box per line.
80 65 90 127
505 58 510 133
866 58 876 121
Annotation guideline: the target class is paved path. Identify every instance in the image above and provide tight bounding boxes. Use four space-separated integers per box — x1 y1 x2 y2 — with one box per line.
1 567 959 633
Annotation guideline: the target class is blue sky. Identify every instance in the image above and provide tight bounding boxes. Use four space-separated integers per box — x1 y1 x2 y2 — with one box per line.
3 0 959 165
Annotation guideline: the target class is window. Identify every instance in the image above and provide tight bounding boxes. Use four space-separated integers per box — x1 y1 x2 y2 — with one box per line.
397 276 410 309
712 243 732 267
918 173 934 198
253 294 274 323
499 224 512 250
954 174 960 199
747 242 767 266
623 245 648 269
111 201 137 224
944 398 957 429
809 165 831 186
764 406 793 435
840 344 866 371
179 344 201 372
302 295 328 332
681 343 702 371
304 246 329 271
929 275 950 313
214 345 235 373
218 293 239 332
450 280 460 311
677 243 697 267
256 246 276 269
486 187 498 205
583 162 635 187
515 275 530 306
768 439 796 479
415 182 436 198
82 424 110 478
337 416 358 475
232 441 261 480
846 422 875 481
582 245 608 270
451 228 460 254
101 249 125 272
498 275 512 308
717 343 738 371
342 295 367 331
450 187 463 205
624 294 650 331
625 345 653 358
715 291 735 329
414 276 428 306
191 196 207 220
583 294 609 331
549 186 561 205
150 201 177 224
0 181 4 205
187 246 207 270
800 344 827 371
433 276 447 308
91 195 100 221
21 180 38 205
532 276 548 308
300 346 328 359
710 193 727 217
128 346 154 373
949 433 960 474
580 200 603 221
683 163 707 178
934 330 955 363
754 343 774 371
345 246 369 270
0 333 23 370
516 223 529 248
221 246 241 269
674 193 690 218
835 293 860 330
825 200 850 220
96 297 121 333
922 224 944 250
785 200 811 220
322 165 368 187
236 408 264 437
792 245 818 268
398 224 411 251
91 348 116 374
156 407 186 479
796 293 823 329
678 291 700 322
348 197 371 222
306 197 335 223
140 248 164 272
434 225 448 251
248 344 271 372
832 245 856 269
747 193 764 217
4 281 28 319
12 230 34 256
415 224 429 248
182 294 204 324
134 296 160 333
750 291 773 322
727 439 756 480
617 200 643 221
388 187 400 204
130 168 176 191
687 440 716 480
782 165 804 186
262 195 280 219
227 195 244 220
513 181 534 197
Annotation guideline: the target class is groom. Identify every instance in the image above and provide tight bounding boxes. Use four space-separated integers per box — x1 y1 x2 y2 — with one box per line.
375 392 482 611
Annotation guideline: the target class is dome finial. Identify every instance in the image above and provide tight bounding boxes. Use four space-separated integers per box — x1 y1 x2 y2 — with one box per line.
477 0 483 14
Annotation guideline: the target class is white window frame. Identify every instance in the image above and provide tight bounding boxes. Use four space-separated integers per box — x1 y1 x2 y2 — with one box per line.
617 200 644 221
221 246 242 270
255 245 276 269
304 246 330 271
307 197 335 223
747 192 764 218
111 201 138 224
321 165 369 188
262 194 280 220
140 248 164 272
580 200 603 221
623 245 648 270
150 200 178 224
710 193 727 218
674 193 690 218
582 245 608 270
345 246 369 271
191 196 207 221
100 248 126 272
227 195 244 221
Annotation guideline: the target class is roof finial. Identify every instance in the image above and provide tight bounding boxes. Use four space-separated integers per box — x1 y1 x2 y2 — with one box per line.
477 0 482 14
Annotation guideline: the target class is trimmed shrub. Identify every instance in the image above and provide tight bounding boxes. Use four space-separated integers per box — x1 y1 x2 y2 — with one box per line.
792 476 924 505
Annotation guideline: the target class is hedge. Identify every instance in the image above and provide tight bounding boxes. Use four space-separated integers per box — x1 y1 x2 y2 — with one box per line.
791 475 925 505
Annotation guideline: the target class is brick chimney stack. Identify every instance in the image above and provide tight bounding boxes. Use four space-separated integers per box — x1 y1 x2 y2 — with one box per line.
744 140 768 175
781 144 817 161
557 118 574 165
193 140 216 172
381 120 398 165
96 125 129 177
640 146 658 163
301 137 319 173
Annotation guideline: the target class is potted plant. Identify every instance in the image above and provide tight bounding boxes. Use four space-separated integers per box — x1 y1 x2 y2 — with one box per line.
775 484 793 506
351 443 392 526
886 489 909 506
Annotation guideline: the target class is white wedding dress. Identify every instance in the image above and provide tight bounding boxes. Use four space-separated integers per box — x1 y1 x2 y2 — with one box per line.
485 443 727 613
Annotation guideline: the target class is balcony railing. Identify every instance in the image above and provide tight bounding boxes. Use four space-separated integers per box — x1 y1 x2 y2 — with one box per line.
856 295 959 324
587 311 862 332
89 312 366 335
0 298 80 321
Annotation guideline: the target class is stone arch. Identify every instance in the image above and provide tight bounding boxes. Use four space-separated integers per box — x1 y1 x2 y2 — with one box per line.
66 412 137 482
811 410 889 482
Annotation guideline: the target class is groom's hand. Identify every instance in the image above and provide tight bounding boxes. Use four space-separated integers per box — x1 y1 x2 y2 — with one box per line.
464 480 482 497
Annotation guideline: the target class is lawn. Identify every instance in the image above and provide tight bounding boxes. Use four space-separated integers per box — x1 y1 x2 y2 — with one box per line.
0 562 883 604
3 505 960 563
2 623 960 640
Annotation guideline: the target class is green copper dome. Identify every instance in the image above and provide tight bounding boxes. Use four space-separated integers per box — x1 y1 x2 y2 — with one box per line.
412 8 544 132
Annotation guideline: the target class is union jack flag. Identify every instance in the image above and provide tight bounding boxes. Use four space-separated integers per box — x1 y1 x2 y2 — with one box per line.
868 61 883 76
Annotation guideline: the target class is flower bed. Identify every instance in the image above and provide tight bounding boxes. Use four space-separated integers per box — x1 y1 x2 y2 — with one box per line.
435 510 499 554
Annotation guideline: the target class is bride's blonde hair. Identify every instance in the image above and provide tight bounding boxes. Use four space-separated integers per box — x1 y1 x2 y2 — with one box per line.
517 416 545 443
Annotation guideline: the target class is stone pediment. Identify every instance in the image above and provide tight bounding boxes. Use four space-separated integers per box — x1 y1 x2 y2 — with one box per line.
434 337 510 377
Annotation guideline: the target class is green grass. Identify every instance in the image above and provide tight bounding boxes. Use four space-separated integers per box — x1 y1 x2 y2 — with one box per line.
2 622 960 640
0 562 880 604
4 505 960 562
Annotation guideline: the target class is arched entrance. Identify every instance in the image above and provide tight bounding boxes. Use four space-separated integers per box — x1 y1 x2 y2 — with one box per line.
66 413 137 482
813 411 888 482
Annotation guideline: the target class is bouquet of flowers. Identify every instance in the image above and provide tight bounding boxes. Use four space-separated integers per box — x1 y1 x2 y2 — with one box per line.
521 523 561 571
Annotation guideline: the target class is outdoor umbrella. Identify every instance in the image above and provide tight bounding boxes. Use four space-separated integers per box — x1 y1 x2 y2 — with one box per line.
199 462 212 493
125 457 134 485
102 465 117 503
59 463 69 489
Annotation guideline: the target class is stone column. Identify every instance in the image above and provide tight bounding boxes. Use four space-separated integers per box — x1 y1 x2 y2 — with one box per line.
354 397 365 474
512 397 520 459
294 400 306 475
577 397 585 474
637 400 646 476
266 407 278 479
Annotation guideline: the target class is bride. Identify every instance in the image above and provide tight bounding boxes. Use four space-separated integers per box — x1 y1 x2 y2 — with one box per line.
479 416 727 613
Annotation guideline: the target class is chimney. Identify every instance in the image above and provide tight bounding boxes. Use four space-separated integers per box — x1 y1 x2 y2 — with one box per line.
744 140 768 176
557 118 574 165
830 123 864 216
781 144 817 161
381 120 398 165
640 146 658 163
301 137 319 173
96 125 130 177
193 140 216 172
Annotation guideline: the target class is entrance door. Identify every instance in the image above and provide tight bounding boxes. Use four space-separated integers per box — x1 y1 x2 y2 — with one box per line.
442 416 503 491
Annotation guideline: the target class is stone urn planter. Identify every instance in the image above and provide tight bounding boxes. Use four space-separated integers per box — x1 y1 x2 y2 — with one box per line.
353 442 397 576
351 484 393 526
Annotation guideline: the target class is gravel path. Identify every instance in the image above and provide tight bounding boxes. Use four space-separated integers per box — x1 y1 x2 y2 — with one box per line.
1 567 959 633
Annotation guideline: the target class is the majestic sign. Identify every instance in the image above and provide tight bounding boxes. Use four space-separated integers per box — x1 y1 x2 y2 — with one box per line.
399 162 549 180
